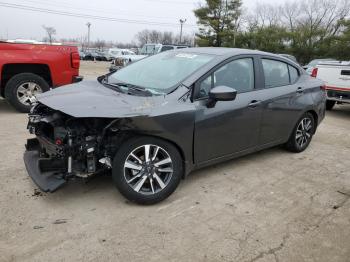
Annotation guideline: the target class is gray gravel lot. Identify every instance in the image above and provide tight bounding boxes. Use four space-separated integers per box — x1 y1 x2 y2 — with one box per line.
1 61 350 262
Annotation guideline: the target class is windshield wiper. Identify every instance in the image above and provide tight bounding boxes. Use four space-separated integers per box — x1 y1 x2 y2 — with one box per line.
110 82 154 96
100 76 126 93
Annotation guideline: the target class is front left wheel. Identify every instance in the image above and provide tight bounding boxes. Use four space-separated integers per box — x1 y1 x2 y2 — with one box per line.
112 137 183 205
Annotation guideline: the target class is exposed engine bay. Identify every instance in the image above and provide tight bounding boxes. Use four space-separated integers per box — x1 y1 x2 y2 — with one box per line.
25 103 130 189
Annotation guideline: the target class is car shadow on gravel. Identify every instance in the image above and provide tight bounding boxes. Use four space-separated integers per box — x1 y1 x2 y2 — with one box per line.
330 104 350 116
0 98 17 113
38 147 286 205
32 174 129 205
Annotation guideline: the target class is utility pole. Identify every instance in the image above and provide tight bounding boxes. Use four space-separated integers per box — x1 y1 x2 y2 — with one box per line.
179 19 186 44
86 22 91 51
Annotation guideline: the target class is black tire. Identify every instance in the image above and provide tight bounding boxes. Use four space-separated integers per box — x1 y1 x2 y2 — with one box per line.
285 112 315 153
112 136 183 205
326 100 336 110
4 73 50 113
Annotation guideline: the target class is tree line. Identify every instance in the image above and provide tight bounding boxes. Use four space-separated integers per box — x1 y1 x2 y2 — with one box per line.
41 29 194 50
194 0 350 64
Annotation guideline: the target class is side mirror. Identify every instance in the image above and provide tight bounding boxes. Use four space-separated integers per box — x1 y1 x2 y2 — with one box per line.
207 86 237 108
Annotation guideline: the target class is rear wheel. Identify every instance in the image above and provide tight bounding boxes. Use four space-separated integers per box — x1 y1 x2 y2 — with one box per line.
112 137 183 205
4 73 49 113
326 100 336 110
285 113 315 153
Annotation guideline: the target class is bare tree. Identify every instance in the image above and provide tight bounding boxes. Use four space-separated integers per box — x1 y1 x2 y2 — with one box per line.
136 29 151 46
249 3 280 28
161 31 174 44
94 39 106 50
135 29 194 47
148 30 162 43
279 1 300 32
42 25 56 44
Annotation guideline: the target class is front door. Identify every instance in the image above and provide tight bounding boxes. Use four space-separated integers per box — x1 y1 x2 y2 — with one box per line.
193 57 263 164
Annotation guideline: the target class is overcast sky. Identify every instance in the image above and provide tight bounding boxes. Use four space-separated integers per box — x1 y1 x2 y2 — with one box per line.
0 0 284 43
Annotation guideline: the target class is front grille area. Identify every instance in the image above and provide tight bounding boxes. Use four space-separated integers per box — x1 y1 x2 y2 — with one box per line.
37 136 64 157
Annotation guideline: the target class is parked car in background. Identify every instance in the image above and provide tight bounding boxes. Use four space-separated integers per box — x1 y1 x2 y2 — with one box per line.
83 51 99 61
140 44 189 56
109 44 190 72
94 51 111 61
78 51 86 60
303 58 336 75
109 53 148 72
0 41 82 112
312 60 350 110
278 54 298 63
24 48 325 204
107 48 136 59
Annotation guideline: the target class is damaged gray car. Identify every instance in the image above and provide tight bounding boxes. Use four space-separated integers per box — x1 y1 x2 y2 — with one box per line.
24 48 326 204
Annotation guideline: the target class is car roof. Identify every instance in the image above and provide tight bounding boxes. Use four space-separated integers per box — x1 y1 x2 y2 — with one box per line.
176 47 272 56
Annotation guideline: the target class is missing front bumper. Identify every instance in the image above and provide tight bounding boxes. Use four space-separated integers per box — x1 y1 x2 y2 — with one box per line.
24 138 67 192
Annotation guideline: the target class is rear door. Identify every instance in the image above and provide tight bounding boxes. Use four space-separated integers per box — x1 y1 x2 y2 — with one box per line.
258 57 307 145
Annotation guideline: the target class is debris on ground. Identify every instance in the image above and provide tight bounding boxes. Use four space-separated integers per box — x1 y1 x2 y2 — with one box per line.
53 219 68 224
32 189 44 197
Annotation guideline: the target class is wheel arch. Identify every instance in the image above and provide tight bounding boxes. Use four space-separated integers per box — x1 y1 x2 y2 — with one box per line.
113 131 191 178
1 63 52 96
306 109 319 134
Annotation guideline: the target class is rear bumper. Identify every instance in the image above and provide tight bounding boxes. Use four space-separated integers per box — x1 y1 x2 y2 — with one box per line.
72 75 83 83
23 138 66 192
326 88 350 103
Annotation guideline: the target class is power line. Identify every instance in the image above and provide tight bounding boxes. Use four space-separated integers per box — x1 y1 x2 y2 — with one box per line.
137 0 198 5
12 0 185 21
0 2 197 28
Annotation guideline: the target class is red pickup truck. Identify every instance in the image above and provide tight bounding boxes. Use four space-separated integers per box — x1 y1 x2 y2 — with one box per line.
0 42 82 112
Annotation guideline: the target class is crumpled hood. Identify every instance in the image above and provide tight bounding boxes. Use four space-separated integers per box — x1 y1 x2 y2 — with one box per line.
36 80 172 118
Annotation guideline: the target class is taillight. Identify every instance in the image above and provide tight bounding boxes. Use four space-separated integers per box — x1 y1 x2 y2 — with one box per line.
55 138 63 146
311 67 318 78
71 52 80 69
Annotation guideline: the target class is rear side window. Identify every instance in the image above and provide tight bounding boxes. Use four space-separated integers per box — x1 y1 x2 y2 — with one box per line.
262 59 290 88
289 65 299 83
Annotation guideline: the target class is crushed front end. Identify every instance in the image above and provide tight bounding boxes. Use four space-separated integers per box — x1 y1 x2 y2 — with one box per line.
24 103 122 192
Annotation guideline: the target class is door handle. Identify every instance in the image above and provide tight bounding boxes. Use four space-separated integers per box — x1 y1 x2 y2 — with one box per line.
296 87 304 94
248 100 262 108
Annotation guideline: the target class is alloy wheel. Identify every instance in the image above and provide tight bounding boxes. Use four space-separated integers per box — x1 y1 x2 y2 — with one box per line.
295 117 313 148
123 144 174 195
16 82 43 106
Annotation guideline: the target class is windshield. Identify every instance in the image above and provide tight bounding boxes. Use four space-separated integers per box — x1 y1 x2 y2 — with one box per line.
108 51 214 92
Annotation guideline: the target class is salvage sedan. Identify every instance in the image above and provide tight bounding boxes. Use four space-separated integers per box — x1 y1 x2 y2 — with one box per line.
24 48 326 204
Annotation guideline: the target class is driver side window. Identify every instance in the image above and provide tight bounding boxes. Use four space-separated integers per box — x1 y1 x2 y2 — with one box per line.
198 58 255 98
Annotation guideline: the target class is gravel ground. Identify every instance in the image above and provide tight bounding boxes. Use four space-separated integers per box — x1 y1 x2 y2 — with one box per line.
1 61 350 262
